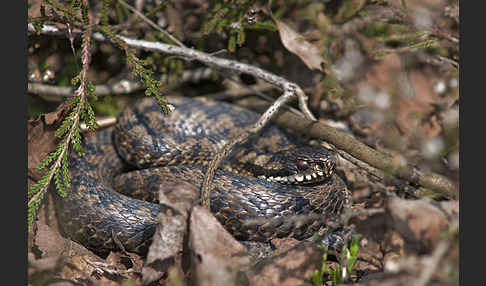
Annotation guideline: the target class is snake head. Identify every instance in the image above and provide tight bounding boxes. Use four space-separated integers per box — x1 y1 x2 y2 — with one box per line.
254 146 336 185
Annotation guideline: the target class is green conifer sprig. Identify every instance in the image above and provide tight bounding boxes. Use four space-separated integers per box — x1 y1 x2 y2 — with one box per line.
54 165 67 196
99 26 169 114
55 111 75 139
27 90 91 228
101 0 111 26
30 0 87 35
29 0 175 229
28 169 53 197
82 99 99 131
28 0 99 229
61 155 70 188
201 1 278 52
28 190 46 228
42 0 83 24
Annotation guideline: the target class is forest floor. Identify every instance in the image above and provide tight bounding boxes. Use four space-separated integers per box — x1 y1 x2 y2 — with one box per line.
28 0 459 285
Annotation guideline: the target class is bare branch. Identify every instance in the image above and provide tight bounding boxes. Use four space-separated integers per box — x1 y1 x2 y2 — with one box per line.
28 67 214 101
28 23 315 117
117 0 186 48
205 79 275 101
84 258 134 276
80 116 116 131
329 5 407 37
200 89 300 207
335 148 385 182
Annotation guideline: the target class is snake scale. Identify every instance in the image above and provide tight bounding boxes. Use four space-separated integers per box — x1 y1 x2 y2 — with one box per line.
54 96 351 255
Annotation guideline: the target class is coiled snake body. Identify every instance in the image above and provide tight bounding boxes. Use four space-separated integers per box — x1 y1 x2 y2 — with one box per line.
54 96 350 255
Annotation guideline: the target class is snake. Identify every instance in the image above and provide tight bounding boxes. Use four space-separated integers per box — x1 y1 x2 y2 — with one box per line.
53 96 351 255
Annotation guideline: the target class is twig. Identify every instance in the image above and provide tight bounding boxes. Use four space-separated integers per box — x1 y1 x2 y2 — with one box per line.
372 39 437 58
80 116 116 131
28 23 317 209
236 97 458 200
204 80 274 101
204 74 306 119
415 53 459 71
27 24 315 118
224 77 306 118
28 67 214 101
329 5 407 37
28 80 140 100
436 55 459 69
117 0 186 48
84 258 134 276
335 148 384 181
200 89 300 207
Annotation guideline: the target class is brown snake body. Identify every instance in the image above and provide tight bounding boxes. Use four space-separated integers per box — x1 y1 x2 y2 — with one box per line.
54 96 351 255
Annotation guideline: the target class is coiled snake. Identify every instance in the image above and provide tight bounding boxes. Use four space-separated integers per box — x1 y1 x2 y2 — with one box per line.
54 96 351 255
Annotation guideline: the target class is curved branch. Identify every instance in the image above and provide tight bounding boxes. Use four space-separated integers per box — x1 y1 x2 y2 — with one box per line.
200 89 297 207
28 68 214 101
28 23 316 120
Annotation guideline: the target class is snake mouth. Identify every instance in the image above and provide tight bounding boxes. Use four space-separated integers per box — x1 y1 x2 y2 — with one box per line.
258 160 335 185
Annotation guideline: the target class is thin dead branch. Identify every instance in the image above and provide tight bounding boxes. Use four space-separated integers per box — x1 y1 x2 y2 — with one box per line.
200 88 301 207
27 24 314 117
329 5 407 37
117 0 186 48
84 258 134 276
205 79 275 101
28 67 214 101
209 75 307 119
335 148 385 181
80 116 116 131
28 24 315 117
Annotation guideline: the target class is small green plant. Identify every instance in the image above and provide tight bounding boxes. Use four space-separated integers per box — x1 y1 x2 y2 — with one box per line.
28 0 99 229
300 234 361 286
202 1 277 53
28 0 170 229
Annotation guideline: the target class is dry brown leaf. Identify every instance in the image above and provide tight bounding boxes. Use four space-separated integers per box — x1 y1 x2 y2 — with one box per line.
189 206 251 286
34 222 75 258
142 182 199 284
385 197 458 254
274 19 327 72
28 105 68 182
247 241 325 286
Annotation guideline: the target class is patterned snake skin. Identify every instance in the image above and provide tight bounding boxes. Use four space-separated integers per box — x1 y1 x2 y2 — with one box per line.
54 96 351 255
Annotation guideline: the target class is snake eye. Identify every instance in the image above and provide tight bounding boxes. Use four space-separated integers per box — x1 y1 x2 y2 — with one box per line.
297 160 309 170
